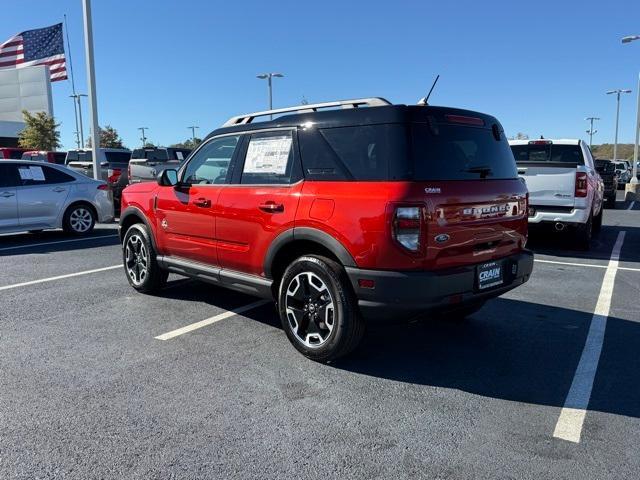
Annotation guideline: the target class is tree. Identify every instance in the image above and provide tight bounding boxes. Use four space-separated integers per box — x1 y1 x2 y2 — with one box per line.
169 138 202 149
509 132 529 140
86 125 125 148
18 110 61 151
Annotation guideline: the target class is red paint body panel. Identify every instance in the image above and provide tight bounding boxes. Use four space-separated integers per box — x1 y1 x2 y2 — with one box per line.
122 176 528 277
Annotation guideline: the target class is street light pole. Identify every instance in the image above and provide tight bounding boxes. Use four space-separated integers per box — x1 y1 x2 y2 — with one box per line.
633 74 640 184
622 34 640 184
69 95 80 149
585 117 600 149
138 127 149 147
606 89 632 163
188 125 199 143
81 0 101 180
256 73 284 119
73 93 88 148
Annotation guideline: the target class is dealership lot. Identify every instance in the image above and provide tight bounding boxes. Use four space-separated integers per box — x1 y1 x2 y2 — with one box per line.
0 192 638 479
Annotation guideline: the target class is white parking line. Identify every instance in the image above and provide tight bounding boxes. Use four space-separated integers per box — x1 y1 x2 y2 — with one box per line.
535 259 606 269
553 230 626 443
155 299 271 341
0 265 121 292
0 234 119 253
534 258 640 273
627 201 636 211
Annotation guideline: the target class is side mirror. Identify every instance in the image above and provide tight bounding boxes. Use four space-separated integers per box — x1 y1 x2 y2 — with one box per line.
158 168 178 186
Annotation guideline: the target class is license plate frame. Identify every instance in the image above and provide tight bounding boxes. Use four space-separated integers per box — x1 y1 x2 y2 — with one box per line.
477 261 504 291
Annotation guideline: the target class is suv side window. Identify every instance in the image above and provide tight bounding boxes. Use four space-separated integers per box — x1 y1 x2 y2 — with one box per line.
240 130 295 185
182 135 239 185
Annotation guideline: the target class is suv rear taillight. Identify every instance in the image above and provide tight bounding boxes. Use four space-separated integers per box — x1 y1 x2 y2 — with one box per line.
392 206 423 252
575 172 588 198
107 168 122 184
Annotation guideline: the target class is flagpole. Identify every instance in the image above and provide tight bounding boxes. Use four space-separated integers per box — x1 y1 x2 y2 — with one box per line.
81 0 101 180
63 15 81 150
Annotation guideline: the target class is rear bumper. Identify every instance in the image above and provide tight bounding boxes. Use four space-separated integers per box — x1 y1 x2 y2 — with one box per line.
345 251 534 321
528 206 589 225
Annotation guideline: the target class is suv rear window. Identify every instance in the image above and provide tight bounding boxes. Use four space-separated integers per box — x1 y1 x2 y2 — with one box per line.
104 151 131 163
510 143 584 165
411 124 517 180
66 151 92 163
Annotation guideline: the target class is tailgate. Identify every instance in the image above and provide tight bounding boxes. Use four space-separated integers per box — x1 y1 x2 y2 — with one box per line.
406 180 528 271
67 161 94 177
517 163 576 207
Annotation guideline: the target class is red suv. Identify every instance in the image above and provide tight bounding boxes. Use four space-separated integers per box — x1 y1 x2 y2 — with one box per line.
119 98 533 361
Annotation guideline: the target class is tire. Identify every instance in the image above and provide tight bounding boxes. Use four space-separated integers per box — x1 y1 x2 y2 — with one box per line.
593 206 603 233
122 223 168 293
63 203 96 235
575 213 593 250
278 255 365 362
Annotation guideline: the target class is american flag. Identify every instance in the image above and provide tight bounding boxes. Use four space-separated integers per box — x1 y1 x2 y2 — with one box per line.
0 23 67 82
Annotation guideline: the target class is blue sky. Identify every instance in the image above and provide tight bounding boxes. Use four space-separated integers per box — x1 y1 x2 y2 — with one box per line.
4 0 640 150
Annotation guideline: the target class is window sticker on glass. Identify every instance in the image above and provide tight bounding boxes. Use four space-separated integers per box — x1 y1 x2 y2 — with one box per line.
244 135 292 174
18 166 45 181
29 166 45 181
176 151 184 160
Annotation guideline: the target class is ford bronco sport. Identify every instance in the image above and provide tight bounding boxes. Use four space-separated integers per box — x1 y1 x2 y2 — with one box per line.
119 98 533 361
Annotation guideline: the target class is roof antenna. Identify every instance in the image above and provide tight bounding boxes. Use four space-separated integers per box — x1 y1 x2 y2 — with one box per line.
418 74 440 105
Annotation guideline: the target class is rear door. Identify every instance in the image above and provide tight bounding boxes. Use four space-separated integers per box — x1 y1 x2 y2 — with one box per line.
510 141 583 207
0 163 19 232
154 135 241 265
16 164 73 228
216 129 302 276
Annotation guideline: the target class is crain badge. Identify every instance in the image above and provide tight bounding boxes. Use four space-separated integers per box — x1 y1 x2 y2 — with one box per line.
434 233 450 243
424 187 441 194
161 218 168 229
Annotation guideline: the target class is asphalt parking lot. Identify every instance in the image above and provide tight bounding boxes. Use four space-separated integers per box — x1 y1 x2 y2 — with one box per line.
1 191 639 479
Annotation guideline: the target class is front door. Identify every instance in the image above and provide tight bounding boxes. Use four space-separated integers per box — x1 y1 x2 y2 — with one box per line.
154 135 241 265
217 129 302 276
16 164 73 229
0 164 19 232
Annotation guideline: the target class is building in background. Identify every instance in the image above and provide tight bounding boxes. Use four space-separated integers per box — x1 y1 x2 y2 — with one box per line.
0 65 53 147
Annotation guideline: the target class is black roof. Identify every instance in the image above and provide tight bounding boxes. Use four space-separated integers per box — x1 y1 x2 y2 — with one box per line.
205 104 503 141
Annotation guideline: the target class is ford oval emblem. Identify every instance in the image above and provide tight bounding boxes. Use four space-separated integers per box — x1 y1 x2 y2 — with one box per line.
435 233 450 244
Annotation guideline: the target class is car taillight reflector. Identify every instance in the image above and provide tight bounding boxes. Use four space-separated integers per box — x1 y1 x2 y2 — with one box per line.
575 172 588 197
97 184 109 190
444 114 485 126
393 206 423 252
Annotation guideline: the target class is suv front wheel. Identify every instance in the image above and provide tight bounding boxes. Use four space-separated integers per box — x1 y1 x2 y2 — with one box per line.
123 223 168 293
278 255 365 362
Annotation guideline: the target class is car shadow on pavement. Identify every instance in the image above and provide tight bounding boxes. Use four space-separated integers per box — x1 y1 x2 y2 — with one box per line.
528 225 640 264
0 228 119 256
330 297 640 419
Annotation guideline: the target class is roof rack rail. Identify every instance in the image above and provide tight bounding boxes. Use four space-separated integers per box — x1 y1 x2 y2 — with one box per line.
222 97 392 127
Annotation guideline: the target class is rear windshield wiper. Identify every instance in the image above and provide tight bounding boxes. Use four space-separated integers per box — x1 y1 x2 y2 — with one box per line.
461 165 493 178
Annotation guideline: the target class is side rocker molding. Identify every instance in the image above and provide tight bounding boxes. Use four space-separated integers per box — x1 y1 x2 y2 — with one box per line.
263 227 356 279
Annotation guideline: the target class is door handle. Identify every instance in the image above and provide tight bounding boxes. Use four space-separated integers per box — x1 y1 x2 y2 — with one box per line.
259 201 284 213
52 187 66 192
193 198 211 208
0 191 15 198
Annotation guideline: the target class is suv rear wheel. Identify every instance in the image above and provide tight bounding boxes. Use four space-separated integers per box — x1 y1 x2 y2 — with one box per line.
278 255 364 362
123 223 168 293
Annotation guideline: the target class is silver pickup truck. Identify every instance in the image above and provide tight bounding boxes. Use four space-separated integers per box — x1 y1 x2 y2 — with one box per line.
509 139 604 249
127 147 191 184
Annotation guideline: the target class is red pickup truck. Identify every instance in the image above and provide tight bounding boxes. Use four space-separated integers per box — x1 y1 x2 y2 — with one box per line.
119 98 533 361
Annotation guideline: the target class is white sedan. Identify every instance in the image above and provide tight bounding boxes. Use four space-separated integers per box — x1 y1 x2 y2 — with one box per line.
0 160 114 235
